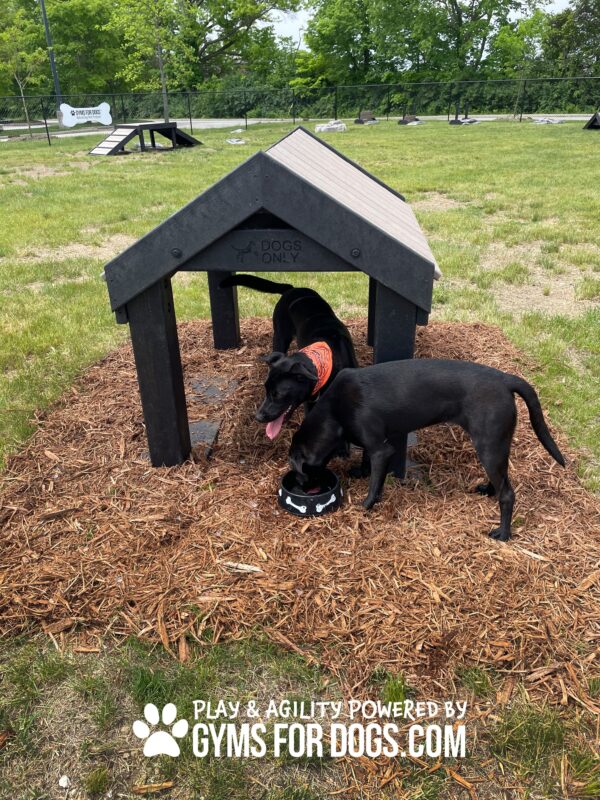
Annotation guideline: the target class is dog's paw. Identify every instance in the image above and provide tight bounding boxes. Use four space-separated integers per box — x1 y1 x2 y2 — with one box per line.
475 482 495 497
488 526 510 542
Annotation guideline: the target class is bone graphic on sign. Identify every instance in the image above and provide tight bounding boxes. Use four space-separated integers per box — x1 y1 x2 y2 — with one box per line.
285 496 307 514
59 102 112 128
316 494 336 513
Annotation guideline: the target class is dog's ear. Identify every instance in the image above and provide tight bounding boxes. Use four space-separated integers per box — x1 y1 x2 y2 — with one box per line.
290 360 317 380
260 352 285 366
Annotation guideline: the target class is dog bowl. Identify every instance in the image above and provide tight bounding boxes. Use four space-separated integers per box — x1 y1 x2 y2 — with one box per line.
278 468 342 517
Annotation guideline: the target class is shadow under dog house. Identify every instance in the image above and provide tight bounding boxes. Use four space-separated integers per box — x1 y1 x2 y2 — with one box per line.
104 127 440 472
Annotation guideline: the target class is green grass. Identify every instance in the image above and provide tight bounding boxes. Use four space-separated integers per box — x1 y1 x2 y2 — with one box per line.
2 636 599 798
381 672 414 704
0 636 338 799
492 701 565 780
455 666 496 698
576 275 600 300
0 120 598 487
83 766 110 797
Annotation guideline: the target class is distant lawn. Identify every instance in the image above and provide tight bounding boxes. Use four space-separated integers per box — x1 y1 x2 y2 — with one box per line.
0 120 599 487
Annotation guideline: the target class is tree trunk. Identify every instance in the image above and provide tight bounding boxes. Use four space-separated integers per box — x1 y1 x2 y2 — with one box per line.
17 79 33 138
156 44 169 123
155 28 169 123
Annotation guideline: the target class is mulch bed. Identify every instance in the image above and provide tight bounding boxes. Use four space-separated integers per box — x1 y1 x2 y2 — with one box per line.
1 318 599 710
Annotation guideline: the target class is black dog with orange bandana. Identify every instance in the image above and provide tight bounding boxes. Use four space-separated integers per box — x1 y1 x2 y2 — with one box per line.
220 275 358 438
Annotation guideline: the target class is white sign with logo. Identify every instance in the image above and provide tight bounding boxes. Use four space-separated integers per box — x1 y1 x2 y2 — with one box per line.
59 102 112 128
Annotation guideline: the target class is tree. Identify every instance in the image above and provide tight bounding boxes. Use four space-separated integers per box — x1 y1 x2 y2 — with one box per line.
106 0 298 117
304 0 375 84
182 0 298 84
45 0 128 95
542 0 600 77
305 0 545 84
107 0 180 121
377 0 539 80
487 10 548 78
0 4 47 136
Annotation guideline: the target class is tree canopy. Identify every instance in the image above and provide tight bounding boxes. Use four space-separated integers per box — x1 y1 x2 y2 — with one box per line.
0 0 598 99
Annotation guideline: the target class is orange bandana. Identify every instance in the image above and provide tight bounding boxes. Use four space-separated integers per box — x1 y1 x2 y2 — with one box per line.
299 341 333 395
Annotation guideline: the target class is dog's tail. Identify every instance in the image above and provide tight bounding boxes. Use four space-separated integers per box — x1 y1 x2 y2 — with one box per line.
220 275 293 294
508 376 565 466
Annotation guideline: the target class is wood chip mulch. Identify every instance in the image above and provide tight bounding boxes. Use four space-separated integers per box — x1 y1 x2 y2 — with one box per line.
1 318 599 710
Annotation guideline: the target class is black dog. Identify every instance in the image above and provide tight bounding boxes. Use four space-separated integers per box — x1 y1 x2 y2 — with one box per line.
220 275 358 439
289 359 565 541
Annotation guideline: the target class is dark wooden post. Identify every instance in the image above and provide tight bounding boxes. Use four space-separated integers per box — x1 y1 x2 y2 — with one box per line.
207 271 240 349
367 276 377 346
127 278 191 466
372 282 417 478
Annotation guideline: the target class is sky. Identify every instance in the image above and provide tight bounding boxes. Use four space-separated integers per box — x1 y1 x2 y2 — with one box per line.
272 1 573 44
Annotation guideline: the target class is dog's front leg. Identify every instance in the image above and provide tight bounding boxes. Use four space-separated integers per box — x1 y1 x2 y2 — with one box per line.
362 445 394 510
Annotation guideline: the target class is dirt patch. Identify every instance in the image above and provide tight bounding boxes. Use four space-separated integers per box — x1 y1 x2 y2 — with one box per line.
493 278 595 316
1 319 598 715
11 234 136 264
1 275 92 297
412 192 467 212
67 160 94 171
480 241 599 316
12 164 69 179
481 241 544 271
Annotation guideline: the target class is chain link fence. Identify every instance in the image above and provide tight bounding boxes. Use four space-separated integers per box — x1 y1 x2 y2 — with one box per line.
1 77 599 142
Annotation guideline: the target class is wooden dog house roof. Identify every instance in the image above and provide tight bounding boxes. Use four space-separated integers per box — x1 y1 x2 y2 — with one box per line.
104 126 439 315
267 128 440 274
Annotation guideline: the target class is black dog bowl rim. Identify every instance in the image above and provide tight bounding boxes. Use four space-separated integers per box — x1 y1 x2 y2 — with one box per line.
278 468 342 517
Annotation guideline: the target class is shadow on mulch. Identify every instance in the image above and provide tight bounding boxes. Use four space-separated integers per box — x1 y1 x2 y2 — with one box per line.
1 318 599 709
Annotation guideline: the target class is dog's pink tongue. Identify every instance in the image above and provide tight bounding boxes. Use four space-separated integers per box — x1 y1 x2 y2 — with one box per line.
266 412 286 440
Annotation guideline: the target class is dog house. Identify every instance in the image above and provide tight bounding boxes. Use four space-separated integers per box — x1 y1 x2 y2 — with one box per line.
104 127 440 473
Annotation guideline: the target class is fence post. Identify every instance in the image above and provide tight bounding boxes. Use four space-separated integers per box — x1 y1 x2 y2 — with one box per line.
243 90 247 130
446 82 453 121
519 79 527 122
187 92 193 134
386 87 390 121
120 95 126 124
292 89 296 124
333 86 338 120
41 99 51 146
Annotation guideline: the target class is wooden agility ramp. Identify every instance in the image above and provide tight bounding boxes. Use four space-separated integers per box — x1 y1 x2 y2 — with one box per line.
90 122 200 156
584 112 600 130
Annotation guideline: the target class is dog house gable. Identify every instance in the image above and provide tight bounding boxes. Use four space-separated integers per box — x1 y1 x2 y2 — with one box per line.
105 127 439 316
104 128 440 470
265 127 440 286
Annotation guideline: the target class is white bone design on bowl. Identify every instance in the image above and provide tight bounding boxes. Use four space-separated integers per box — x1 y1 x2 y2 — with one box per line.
59 102 112 128
285 496 307 514
316 493 336 513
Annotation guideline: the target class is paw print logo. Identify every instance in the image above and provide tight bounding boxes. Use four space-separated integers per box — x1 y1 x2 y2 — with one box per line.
132 703 188 757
